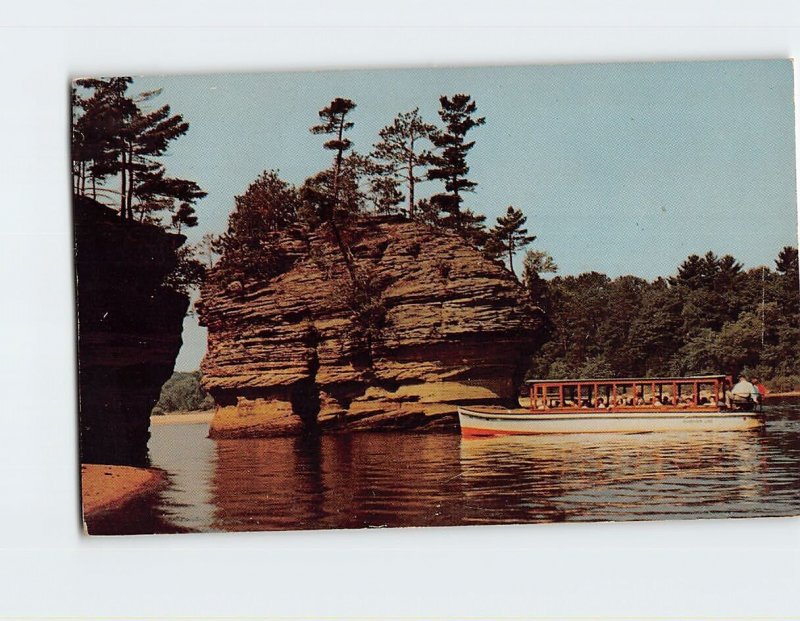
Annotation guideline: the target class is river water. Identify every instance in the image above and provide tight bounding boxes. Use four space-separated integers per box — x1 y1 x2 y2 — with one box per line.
86 399 800 535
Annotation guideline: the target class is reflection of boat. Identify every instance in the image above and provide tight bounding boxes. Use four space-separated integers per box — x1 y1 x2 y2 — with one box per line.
458 375 763 436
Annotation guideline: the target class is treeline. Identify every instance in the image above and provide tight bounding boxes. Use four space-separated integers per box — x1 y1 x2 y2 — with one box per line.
525 247 800 390
151 371 215 415
211 94 536 282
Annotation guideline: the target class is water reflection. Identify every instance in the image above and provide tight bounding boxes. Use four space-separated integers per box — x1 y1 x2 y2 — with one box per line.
211 432 467 530
88 402 800 534
458 430 767 523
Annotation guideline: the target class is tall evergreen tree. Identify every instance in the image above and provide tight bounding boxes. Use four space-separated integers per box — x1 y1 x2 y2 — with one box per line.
372 108 436 217
310 98 359 280
427 94 486 242
310 98 357 221
485 206 537 277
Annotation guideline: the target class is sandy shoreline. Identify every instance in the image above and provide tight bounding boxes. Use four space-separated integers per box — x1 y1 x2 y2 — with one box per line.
81 464 167 522
150 410 215 425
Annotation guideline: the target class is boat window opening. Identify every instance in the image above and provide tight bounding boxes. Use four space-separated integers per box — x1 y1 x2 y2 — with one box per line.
546 385 561 408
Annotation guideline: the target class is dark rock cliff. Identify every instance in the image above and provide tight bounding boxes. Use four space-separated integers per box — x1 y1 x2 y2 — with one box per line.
74 196 189 466
197 217 543 438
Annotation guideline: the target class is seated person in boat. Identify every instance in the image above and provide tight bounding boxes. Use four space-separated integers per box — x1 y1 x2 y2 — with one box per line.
751 377 766 404
595 398 607 409
726 375 756 408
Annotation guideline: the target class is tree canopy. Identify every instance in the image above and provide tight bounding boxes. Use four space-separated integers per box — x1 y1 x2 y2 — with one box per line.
71 77 206 226
527 246 800 389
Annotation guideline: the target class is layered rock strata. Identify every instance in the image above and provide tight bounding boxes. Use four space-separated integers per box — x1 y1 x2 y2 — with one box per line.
75 196 189 466
198 218 542 438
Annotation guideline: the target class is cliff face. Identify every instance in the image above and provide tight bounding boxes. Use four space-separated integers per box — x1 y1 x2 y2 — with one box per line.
75 196 189 466
197 218 543 438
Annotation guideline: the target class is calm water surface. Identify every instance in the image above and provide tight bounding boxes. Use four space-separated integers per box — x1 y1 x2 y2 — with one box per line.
87 400 800 534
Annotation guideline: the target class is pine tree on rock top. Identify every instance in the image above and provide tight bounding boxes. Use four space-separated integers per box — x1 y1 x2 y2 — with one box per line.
486 205 537 278
311 98 357 222
372 108 436 218
427 94 486 244
310 98 360 281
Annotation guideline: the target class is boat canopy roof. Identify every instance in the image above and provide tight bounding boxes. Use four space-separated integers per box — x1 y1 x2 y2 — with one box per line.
526 375 726 385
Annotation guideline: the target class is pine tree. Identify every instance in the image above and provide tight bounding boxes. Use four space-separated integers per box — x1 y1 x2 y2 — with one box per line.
486 206 537 277
310 98 359 280
310 98 357 221
368 174 404 215
427 94 486 242
372 108 435 217
171 202 198 234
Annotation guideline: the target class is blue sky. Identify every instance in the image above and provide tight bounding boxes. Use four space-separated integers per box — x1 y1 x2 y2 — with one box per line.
130 60 797 370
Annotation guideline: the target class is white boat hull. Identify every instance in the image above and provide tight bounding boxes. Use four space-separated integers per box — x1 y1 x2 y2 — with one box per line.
458 406 763 436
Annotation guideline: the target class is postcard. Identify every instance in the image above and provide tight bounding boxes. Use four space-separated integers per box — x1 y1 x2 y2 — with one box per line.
73 59 800 535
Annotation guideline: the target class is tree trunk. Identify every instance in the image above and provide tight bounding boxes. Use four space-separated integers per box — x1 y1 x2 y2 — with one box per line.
126 144 135 220
408 158 415 218
329 119 358 284
408 137 415 218
119 146 127 219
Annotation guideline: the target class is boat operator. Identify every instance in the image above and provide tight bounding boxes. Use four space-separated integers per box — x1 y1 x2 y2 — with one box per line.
725 374 757 408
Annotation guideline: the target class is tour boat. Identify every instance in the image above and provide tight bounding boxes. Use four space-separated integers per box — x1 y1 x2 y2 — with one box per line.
458 375 764 436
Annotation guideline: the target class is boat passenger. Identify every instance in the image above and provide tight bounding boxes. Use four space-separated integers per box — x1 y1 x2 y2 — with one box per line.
596 398 606 409
634 396 645 406
751 377 766 404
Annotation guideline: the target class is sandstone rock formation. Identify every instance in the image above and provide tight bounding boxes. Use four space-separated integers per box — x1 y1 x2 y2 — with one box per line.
197 217 543 438
75 196 189 466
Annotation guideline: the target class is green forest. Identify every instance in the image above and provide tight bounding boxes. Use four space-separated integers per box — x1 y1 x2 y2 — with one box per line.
151 371 215 415
72 80 800 392
524 248 799 390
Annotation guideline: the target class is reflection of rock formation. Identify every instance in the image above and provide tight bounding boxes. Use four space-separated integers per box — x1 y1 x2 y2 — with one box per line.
209 433 467 530
75 196 188 466
198 218 543 438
